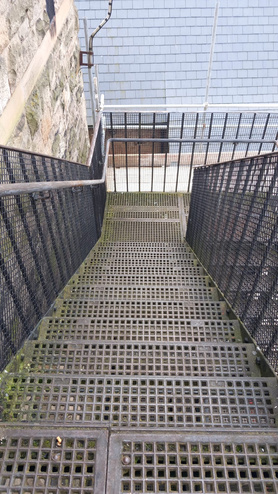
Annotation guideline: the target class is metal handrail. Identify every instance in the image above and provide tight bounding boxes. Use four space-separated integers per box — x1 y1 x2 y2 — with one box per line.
105 103 278 109
0 138 277 197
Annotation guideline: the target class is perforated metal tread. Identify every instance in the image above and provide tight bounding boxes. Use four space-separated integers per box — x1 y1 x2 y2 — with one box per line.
1 189 278 492
106 192 184 207
107 431 278 494
107 215 180 222
1 375 277 428
70 273 209 287
88 252 196 262
79 263 204 277
7 341 260 378
102 220 182 242
86 245 196 260
106 208 180 220
0 428 108 493
38 317 243 343
62 285 219 301
92 241 193 253
83 257 197 267
52 299 229 320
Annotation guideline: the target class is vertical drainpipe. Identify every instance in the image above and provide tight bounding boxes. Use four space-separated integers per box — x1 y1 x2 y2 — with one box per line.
83 18 96 127
88 0 113 67
88 0 113 125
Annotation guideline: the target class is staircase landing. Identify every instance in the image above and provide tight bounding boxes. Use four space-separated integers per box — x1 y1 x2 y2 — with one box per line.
0 192 278 493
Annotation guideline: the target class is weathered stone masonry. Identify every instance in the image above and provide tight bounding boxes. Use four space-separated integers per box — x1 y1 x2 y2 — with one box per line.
0 0 89 163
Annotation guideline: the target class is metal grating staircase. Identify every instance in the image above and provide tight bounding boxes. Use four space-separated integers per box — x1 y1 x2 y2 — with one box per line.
0 192 278 493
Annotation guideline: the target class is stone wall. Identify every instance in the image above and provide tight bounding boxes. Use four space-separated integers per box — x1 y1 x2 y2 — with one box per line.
0 0 89 163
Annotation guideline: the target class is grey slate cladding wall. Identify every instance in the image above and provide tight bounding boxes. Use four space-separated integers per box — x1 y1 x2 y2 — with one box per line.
76 0 278 122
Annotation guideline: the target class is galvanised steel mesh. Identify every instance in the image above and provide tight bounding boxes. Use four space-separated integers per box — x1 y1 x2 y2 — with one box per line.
0 147 90 184
104 112 278 192
186 151 278 373
104 112 278 147
0 124 105 371
108 432 278 494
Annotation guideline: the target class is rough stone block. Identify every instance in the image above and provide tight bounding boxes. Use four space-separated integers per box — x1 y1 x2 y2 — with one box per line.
0 56 11 115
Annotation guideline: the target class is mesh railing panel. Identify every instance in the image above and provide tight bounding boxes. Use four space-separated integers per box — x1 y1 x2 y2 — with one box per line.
0 148 90 184
104 112 278 143
104 112 278 150
104 112 278 192
186 151 278 373
0 122 105 371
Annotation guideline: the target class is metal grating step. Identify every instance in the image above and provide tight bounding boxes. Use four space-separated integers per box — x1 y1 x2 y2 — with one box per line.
86 250 196 261
93 241 193 252
0 428 108 493
106 192 183 207
38 318 243 343
70 273 209 287
105 218 181 225
79 266 204 277
106 212 180 221
83 257 196 267
7 342 260 378
1 375 277 428
183 194 191 207
106 219 181 225
102 221 182 242
106 207 180 220
107 206 181 211
52 300 229 320
107 432 278 494
1 188 278 492
61 285 219 301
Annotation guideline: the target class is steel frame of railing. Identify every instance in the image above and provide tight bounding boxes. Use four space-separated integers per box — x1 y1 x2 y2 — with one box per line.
0 138 277 197
105 111 278 191
0 110 278 370
186 150 278 373
0 115 106 371
106 138 278 193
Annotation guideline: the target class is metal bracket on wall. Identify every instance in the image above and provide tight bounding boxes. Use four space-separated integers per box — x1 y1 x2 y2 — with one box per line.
79 51 94 68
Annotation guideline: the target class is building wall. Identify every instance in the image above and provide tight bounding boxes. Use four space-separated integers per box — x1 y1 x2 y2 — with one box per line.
0 0 89 163
76 0 278 124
